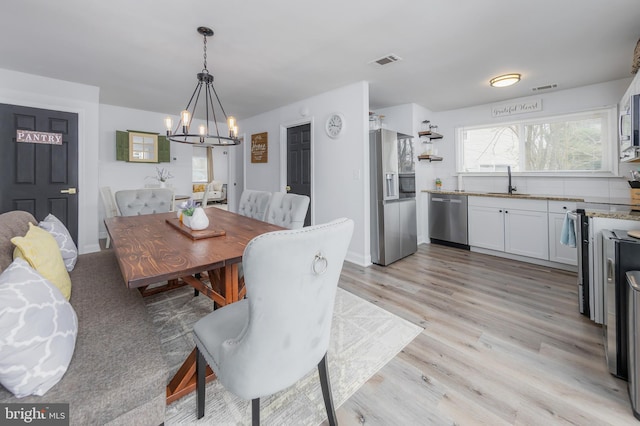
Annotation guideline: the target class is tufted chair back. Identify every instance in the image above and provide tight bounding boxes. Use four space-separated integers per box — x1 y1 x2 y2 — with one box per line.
115 189 174 216
237 190 272 221
265 192 310 229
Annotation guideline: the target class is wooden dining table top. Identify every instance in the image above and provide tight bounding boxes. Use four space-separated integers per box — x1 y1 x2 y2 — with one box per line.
105 208 283 289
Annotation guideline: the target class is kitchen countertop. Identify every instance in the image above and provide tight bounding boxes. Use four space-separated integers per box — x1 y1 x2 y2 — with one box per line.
422 189 583 202
423 190 640 221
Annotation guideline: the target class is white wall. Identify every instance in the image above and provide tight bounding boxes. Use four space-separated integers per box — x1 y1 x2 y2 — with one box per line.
0 69 101 254
241 81 370 265
432 79 633 200
98 104 189 239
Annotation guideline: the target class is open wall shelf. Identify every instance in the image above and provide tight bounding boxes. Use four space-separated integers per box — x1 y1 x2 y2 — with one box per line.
418 130 443 140
418 154 443 162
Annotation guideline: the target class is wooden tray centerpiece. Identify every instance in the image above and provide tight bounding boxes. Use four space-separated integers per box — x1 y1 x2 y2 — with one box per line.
165 218 226 240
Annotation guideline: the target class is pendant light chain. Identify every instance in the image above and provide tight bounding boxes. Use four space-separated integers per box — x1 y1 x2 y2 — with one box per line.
202 33 208 72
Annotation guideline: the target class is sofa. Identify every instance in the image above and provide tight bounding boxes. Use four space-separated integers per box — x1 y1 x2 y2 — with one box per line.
192 181 226 205
0 211 168 425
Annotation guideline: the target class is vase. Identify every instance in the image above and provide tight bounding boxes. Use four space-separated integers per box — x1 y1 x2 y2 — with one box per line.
190 207 209 230
159 181 166 188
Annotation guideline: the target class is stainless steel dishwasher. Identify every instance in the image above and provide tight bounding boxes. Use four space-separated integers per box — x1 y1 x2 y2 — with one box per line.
428 192 468 247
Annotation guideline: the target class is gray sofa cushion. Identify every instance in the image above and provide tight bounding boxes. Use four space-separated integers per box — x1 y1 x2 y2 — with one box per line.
0 211 37 272
0 250 168 425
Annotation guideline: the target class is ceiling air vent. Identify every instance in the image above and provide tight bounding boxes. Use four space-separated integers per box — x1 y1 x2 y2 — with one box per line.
371 54 402 66
532 84 558 92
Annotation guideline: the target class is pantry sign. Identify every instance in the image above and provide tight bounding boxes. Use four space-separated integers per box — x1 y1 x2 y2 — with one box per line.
16 130 63 145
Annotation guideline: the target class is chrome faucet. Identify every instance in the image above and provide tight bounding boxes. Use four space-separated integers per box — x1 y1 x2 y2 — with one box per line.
507 166 517 194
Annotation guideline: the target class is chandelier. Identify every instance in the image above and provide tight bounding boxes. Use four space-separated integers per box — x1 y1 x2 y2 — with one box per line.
164 27 240 146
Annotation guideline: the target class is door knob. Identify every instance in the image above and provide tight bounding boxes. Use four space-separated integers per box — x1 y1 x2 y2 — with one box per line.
286 185 291 192
60 188 77 194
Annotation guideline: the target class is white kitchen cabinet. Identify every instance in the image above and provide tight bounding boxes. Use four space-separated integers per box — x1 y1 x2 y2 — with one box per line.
468 196 549 260
468 204 504 251
548 200 577 265
505 208 549 259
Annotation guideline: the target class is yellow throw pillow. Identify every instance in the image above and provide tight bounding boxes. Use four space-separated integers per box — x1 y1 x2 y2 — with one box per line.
11 223 72 300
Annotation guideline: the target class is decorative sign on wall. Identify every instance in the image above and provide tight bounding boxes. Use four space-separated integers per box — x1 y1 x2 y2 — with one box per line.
251 132 268 163
16 130 63 145
491 98 542 118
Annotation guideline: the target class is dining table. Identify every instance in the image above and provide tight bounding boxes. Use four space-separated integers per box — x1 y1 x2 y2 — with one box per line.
104 207 284 404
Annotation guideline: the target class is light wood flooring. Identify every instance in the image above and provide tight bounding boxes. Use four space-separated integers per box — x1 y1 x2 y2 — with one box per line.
333 243 636 425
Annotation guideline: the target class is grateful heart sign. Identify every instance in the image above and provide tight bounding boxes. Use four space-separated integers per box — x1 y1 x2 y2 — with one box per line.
16 130 63 145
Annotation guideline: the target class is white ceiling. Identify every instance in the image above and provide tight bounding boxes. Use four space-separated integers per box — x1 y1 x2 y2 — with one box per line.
2 0 639 119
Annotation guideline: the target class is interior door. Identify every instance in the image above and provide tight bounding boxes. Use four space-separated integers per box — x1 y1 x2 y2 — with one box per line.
0 103 79 242
286 123 311 226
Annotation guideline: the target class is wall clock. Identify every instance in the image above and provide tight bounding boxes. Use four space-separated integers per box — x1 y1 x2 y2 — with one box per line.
325 113 345 139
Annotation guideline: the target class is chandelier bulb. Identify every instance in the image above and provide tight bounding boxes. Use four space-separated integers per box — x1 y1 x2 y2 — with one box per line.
180 110 191 127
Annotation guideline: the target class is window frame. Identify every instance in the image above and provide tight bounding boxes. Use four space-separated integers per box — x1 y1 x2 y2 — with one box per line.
455 106 619 177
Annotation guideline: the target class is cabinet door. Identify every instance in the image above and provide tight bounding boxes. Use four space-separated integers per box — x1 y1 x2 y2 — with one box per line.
548 212 577 265
468 205 504 251
505 209 549 260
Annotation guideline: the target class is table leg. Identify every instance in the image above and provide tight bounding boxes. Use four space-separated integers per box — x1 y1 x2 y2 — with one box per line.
166 348 216 405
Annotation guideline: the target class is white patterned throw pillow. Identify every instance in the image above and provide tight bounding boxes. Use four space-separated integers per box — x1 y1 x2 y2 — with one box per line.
0 258 78 398
39 214 78 271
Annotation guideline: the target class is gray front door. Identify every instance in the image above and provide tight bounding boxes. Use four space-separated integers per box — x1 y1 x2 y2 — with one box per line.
0 103 79 242
286 123 311 226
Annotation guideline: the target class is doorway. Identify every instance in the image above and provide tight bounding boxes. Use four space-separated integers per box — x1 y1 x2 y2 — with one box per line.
286 123 311 226
0 103 79 242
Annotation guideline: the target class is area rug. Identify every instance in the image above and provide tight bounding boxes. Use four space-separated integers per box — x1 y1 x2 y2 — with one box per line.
143 285 422 425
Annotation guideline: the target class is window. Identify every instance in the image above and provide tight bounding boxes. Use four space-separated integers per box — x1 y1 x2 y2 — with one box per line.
192 146 211 182
457 108 616 174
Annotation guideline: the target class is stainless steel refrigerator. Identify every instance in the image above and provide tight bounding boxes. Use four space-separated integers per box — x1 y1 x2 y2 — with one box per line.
370 129 418 266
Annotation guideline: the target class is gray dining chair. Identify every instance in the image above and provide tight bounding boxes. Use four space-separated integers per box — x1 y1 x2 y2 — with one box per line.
237 190 272 221
193 218 354 425
115 188 174 216
264 192 310 229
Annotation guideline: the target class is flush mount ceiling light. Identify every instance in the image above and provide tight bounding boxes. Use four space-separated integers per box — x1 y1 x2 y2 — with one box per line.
164 27 240 146
489 73 521 88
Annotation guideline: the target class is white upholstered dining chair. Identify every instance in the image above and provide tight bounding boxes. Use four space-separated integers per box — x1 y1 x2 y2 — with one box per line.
115 188 174 216
237 190 272 221
193 218 354 425
264 192 310 229
100 186 119 248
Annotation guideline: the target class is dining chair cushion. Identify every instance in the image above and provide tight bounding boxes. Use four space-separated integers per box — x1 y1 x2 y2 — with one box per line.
115 188 173 216
0 258 77 397
193 217 353 400
237 190 272 221
39 214 78 272
265 192 310 229
11 223 72 300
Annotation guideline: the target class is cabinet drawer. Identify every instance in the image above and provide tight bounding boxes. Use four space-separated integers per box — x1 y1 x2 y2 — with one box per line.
468 196 547 212
548 200 577 214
